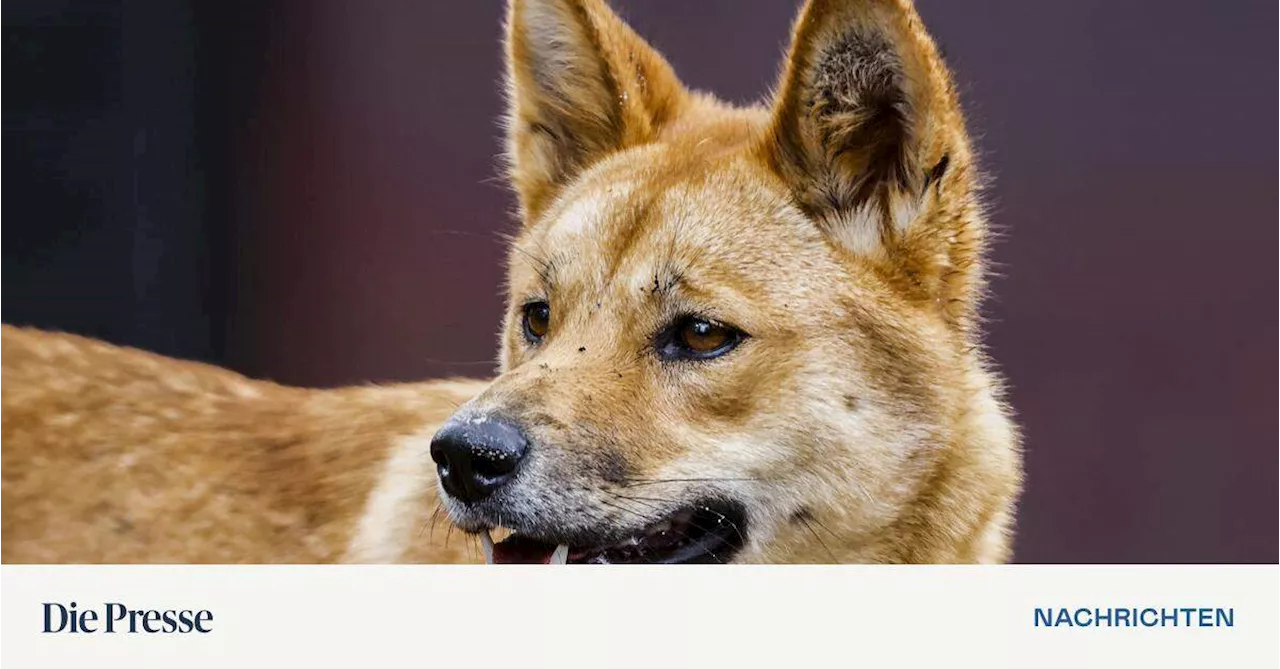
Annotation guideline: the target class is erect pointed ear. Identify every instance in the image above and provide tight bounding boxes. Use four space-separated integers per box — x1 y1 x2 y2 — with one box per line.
762 0 969 257
504 0 689 221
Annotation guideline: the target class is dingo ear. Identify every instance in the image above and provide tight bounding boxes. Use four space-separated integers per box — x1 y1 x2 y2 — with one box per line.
505 0 688 221
763 0 967 258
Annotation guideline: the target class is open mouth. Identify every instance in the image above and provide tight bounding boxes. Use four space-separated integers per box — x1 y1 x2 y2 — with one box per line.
479 501 747 565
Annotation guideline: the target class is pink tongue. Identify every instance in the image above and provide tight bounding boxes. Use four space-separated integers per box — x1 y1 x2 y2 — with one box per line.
492 535 558 564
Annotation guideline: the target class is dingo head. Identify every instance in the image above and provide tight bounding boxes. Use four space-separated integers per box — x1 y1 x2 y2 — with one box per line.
432 0 1020 563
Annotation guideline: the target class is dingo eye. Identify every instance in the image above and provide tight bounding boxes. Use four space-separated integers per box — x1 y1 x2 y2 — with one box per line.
656 316 745 361
522 302 551 341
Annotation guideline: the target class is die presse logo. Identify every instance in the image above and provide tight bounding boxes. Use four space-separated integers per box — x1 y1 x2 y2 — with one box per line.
42 602 213 634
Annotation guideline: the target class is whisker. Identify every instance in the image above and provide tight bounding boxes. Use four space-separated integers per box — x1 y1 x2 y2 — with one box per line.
809 515 842 541
607 493 677 504
799 517 839 563
600 497 727 561
607 491 748 545
510 241 556 287
602 493 730 564
427 504 444 543
697 505 747 545
620 477 759 488
603 491 664 511
596 496 650 521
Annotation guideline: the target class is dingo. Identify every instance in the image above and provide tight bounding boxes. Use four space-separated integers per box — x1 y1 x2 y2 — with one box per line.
2 0 1021 564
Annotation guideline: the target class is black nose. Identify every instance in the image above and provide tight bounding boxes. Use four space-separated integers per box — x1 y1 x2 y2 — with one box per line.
429 415 530 503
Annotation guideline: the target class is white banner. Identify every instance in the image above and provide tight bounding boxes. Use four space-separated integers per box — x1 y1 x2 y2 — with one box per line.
2 565 1276 668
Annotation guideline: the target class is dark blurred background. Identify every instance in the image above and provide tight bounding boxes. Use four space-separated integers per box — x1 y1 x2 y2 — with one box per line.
3 0 1275 563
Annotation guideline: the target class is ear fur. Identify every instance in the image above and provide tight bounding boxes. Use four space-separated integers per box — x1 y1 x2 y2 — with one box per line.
504 0 688 221
763 0 985 329
763 0 965 252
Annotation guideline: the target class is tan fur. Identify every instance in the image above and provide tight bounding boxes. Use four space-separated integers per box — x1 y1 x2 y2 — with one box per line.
1 326 485 563
1 0 1021 564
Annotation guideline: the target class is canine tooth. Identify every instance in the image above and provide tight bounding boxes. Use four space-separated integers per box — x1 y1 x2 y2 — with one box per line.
550 544 569 565
480 530 494 565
